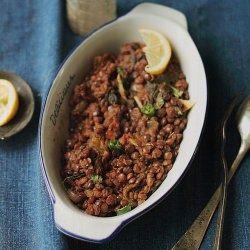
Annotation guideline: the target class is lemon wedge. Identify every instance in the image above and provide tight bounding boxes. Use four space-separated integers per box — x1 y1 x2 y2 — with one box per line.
139 28 172 75
0 79 19 126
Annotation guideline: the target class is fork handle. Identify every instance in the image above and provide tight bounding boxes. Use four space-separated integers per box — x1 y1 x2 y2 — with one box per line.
172 182 222 250
212 171 228 250
171 142 248 250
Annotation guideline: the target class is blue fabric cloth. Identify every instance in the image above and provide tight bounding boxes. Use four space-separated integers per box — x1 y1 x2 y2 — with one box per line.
0 0 249 249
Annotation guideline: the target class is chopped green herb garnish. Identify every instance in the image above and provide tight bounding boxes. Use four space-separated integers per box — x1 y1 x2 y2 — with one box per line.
146 81 157 92
169 85 183 98
175 106 183 115
161 86 172 101
154 92 164 110
141 104 156 116
108 139 122 151
116 205 132 215
145 81 159 100
108 92 117 104
90 175 103 184
117 66 123 76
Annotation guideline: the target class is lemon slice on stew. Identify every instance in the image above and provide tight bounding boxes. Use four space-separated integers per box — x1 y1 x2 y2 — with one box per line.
0 79 19 126
139 29 172 75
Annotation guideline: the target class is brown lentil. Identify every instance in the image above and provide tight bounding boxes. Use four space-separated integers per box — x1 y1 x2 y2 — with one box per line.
61 42 191 217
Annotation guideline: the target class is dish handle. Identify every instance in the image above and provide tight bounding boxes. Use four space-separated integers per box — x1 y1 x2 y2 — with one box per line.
129 2 188 31
53 200 124 242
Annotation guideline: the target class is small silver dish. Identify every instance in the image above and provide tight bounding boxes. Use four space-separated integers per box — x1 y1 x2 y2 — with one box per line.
0 70 35 140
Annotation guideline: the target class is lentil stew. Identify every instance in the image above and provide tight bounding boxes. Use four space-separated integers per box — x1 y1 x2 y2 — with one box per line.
61 42 192 217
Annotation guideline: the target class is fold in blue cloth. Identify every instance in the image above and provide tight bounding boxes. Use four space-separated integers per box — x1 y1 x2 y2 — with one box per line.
0 0 249 250
0 1 67 249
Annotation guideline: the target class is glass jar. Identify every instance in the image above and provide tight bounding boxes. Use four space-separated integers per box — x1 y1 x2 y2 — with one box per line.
66 0 117 36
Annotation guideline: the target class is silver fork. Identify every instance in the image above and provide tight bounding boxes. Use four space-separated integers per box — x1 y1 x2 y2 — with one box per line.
172 89 249 250
212 90 244 250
